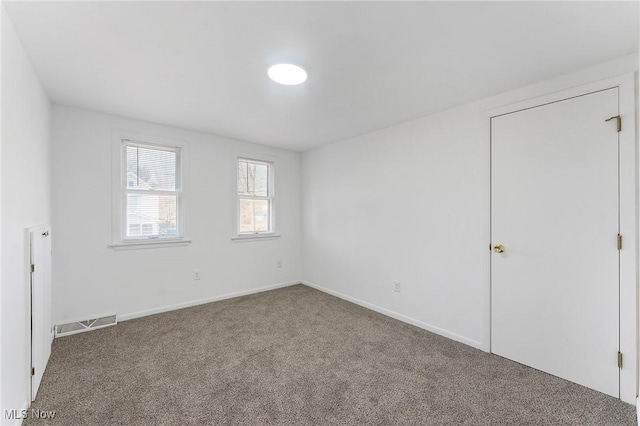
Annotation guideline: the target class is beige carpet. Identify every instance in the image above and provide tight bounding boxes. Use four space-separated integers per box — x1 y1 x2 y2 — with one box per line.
25 284 635 425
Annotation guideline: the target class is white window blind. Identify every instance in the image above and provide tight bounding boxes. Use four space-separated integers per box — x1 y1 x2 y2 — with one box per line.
123 141 181 240
237 158 273 234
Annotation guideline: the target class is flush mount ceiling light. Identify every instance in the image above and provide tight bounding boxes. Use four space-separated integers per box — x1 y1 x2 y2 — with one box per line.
268 64 307 85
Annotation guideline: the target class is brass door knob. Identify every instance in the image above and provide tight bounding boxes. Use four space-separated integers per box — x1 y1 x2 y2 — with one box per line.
493 244 505 253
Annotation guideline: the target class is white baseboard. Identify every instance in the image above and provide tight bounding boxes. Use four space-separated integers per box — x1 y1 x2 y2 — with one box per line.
300 280 483 350
636 396 639 424
118 281 301 322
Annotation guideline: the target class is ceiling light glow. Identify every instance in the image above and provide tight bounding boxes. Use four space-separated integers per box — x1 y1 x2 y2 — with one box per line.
268 64 307 85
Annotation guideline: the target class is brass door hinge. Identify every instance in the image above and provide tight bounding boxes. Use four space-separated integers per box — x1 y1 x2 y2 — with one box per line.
606 115 621 132
30 263 35 273
618 351 623 369
617 234 622 250
31 367 35 376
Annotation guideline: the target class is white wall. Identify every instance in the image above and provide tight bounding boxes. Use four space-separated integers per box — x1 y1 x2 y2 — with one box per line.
302 95 489 347
1 8 52 424
301 55 638 351
51 106 301 324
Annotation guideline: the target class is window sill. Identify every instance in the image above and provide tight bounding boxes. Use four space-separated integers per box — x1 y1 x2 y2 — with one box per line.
231 234 281 242
108 239 192 251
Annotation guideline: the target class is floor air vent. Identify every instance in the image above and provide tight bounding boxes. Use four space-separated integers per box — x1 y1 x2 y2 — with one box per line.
55 314 117 337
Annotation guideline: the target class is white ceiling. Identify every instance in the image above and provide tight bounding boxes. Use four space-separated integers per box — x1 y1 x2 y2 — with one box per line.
4 1 638 151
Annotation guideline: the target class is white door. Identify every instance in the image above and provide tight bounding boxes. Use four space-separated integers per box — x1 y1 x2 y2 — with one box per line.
30 225 53 401
491 88 619 397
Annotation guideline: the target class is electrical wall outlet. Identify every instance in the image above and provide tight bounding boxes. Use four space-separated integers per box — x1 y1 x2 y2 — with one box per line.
276 260 283 268
193 270 201 280
393 280 401 293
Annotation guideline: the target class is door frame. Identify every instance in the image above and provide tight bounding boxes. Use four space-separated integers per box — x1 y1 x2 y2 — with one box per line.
485 73 637 404
25 223 53 402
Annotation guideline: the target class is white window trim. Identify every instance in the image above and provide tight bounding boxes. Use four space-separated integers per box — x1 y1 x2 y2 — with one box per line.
110 131 191 250
109 239 192 251
233 155 280 241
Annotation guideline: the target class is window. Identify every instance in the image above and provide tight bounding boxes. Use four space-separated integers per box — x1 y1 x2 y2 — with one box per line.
122 140 181 241
237 158 273 235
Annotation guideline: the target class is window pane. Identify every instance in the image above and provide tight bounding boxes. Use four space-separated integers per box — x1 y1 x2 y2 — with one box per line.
239 199 270 233
253 163 269 196
238 161 248 195
126 194 178 238
128 224 141 236
237 160 269 196
141 224 153 235
126 145 177 191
